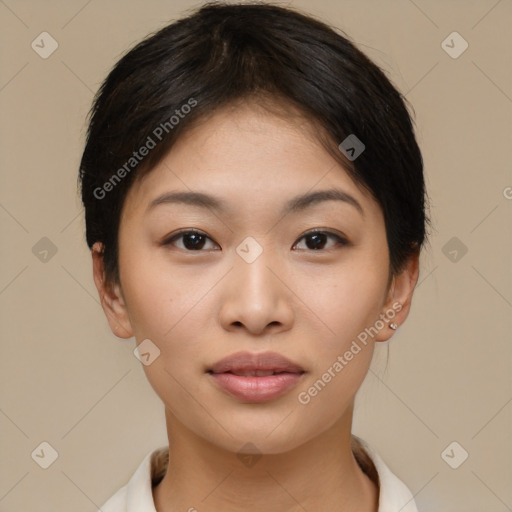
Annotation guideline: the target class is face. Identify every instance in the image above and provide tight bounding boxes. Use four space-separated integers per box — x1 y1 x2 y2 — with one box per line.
96 101 412 455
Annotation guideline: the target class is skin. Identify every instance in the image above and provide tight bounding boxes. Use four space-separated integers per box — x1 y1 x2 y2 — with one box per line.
92 100 419 512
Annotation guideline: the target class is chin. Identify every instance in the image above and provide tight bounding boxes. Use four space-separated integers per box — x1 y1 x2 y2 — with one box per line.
194 414 317 456
216 432 305 456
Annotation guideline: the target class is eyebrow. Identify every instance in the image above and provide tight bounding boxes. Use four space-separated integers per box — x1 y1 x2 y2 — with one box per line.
147 188 364 217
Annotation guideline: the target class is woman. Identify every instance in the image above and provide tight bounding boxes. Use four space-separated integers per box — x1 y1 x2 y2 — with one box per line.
79 2 429 510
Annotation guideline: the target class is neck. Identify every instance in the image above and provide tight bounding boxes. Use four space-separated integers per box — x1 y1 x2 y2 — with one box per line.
153 407 379 512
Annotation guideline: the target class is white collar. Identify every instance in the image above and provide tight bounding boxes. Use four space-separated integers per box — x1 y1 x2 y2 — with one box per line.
101 437 418 512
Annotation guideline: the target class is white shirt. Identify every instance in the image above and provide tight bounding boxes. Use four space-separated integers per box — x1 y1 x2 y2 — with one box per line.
100 436 418 512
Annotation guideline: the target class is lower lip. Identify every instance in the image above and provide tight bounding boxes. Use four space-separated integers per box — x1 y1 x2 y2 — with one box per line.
209 372 304 402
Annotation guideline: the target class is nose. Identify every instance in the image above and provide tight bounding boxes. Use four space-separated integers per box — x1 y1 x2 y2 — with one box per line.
218 248 294 336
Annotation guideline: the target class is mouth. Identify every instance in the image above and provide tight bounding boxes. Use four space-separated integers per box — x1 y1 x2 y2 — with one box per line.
207 351 305 403
213 369 300 376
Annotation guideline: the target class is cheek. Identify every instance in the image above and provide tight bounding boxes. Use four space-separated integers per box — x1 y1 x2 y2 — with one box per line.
119 243 206 341
292 270 385 427
298 258 388 357
118 247 212 385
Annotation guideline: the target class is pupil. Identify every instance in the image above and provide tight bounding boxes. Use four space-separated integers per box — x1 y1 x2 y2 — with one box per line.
185 233 204 250
308 233 325 250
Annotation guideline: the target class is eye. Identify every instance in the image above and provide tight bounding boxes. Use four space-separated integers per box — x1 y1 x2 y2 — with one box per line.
162 229 219 251
293 230 348 251
162 229 348 252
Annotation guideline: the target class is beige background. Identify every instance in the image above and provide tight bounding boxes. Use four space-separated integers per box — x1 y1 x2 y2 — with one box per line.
1 0 511 511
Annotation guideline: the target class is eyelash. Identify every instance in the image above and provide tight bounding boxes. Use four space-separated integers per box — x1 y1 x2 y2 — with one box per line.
161 229 348 252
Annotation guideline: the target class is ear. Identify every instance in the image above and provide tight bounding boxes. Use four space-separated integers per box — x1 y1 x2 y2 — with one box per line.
374 251 420 342
91 242 133 339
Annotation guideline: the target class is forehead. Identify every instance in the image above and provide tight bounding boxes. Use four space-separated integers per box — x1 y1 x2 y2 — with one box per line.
121 102 380 223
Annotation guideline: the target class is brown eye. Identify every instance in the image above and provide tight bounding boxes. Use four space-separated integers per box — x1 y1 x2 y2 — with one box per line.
163 230 218 251
293 230 348 251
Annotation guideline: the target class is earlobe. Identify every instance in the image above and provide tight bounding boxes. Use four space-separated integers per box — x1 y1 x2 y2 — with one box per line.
374 252 420 342
91 242 133 339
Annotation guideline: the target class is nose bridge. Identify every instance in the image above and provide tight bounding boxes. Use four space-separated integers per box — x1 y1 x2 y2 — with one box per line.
234 240 280 305
219 238 293 333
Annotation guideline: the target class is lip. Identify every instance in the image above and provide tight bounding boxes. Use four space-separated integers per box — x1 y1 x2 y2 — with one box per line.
207 351 305 403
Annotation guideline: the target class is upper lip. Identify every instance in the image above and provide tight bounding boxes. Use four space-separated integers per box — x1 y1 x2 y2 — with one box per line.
208 351 305 374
